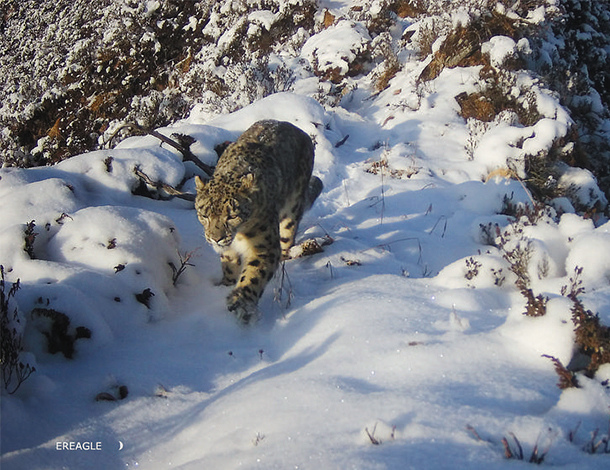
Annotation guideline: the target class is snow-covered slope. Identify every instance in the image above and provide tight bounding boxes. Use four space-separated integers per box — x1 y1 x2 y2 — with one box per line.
2 1 610 469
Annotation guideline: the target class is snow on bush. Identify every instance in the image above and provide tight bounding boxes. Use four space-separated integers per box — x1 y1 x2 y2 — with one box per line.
0 168 184 357
0 0 317 166
566 222 610 291
481 35 518 69
301 20 372 81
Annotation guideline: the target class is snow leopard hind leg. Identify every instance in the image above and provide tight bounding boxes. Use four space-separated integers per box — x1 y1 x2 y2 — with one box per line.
279 176 323 260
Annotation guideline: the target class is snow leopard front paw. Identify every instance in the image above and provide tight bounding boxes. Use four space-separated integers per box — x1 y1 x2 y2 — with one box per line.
227 289 260 325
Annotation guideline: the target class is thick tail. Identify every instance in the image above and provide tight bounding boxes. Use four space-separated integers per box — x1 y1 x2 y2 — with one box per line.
304 176 323 211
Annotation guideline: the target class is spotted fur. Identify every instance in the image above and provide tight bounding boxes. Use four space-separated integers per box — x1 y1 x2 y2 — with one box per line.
195 120 322 323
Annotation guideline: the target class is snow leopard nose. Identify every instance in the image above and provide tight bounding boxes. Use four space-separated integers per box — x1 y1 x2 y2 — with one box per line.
216 237 232 247
207 233 231 247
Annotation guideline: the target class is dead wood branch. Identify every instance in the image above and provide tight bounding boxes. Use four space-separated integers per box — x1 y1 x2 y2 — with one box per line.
107 123 215 176
134 166 195 201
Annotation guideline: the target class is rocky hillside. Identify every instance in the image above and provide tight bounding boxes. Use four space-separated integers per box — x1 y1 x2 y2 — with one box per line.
2 0 609 202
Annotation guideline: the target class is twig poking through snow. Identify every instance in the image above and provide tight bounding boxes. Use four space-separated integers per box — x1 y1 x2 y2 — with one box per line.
169 249 200 286
429 215 447 237
252 432 266 446
465 425 489 443
334 134 349 148
365 423 382 445
502 429 556 464
274 262 294 309
326 260 335 280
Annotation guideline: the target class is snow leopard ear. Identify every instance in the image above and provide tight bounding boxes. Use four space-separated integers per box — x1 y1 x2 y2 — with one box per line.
195 176 207 191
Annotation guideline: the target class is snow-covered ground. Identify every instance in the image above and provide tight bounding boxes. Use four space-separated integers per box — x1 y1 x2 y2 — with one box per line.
3 3 610 469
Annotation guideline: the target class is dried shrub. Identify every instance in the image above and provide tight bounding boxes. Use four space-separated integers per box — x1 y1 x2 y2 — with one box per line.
571 300 610 376
135 288 155 309
502 431 553 464
24 220 37 259
456 69 541 128
1 266 35 394
523 153 561 202
274 262 294 309
1 0 206 165
496 216 549 317
373 32 402 92
169 249 199 286
30 308 92 359
414 18 441 58
562 267 610 377
1 0 318 167
365 156 419 179
545 0 610 198
375 57 401 92
500 239 531 284
543 354 579 389
417 6 531 83
500 200 549 226
464 256 482 281
522 134 598 209
519 283 548 317
561 266 586 301
389 0 425 18
288 236 332 259
580 423 610 454
249 1 316 54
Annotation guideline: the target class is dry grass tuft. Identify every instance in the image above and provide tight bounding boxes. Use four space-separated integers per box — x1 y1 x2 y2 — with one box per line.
542 354 579 389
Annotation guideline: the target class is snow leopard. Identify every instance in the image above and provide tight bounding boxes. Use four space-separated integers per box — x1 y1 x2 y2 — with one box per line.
195 120 323 324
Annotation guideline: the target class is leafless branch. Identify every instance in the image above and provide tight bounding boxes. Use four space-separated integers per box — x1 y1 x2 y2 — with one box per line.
134 166 195 201
106 123 214 176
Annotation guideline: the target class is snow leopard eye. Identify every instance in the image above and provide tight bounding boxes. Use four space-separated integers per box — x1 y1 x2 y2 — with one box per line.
226 213 241 226
197 214 210 228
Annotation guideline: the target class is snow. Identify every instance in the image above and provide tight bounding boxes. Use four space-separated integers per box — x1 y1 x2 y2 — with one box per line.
3 85 610 467
452 7 472 29
482 36 518 68
301 20 371 76
566 222 610 290
248 10 277 31
558 165 608 210
2 3 610 470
